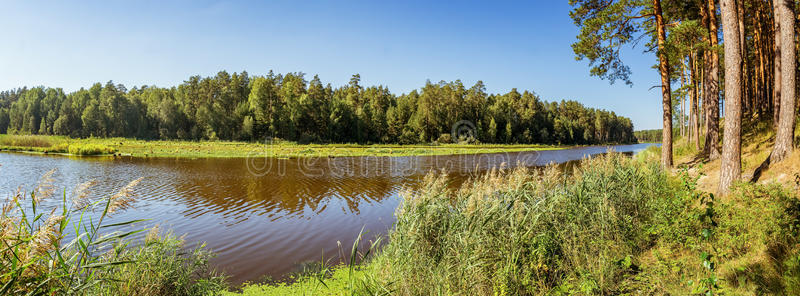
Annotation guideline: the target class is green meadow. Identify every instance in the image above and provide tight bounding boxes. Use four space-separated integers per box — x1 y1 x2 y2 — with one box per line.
0 134 562 158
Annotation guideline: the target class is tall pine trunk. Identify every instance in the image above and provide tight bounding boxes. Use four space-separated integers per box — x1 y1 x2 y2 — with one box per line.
691 52 701 150
771 0 796 162
720 0 743 195
703 0 722 160
738 0 748 116
772 0 783 126
773 0 782 128
681 62 687 138
654 0 673 168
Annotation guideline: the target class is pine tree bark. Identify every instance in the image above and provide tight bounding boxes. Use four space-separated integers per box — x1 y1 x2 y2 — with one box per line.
738 0 749 116
691 53 701 150
681 62 687 138
755 5 769 119
773 0 781 127
771 0 796 162
654 0 673 168
720 0 743 195
703 0 722 160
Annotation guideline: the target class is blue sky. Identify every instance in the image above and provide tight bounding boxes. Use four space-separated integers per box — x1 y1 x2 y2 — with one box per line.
0 0 664 130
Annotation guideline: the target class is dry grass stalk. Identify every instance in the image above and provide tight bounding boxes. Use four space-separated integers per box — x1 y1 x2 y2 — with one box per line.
1 189 23 242
145 224 160 243
2 188 22 216
28 208 64 259
33 169 57 203
72 179 97 210
108 177 143 213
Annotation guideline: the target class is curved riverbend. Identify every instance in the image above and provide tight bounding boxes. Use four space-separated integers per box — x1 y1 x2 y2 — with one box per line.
0 143 656 284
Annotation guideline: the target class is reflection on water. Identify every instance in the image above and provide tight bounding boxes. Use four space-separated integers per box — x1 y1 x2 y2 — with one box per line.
0 143 656 284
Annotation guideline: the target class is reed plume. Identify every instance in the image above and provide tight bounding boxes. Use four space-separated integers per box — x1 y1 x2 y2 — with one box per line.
108 177 143 213
72 179 97 210
33 169 57 203
28 208 64 259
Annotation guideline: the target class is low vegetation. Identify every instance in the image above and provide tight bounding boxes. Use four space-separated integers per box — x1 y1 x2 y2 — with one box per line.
366 152 677 294
0 171 225 295
0 134 560 158
223 145 800 295
87 229 226 295
3 125 798 295
0 134 116 156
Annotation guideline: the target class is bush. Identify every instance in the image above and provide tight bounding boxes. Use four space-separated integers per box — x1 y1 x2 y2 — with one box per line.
68 143 116 155
47 143 70 153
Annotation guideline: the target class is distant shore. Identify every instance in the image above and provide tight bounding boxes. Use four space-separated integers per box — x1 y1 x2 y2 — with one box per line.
0 134 575 158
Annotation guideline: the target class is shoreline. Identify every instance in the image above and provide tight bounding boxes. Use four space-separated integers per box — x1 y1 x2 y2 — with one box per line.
0 134 626 159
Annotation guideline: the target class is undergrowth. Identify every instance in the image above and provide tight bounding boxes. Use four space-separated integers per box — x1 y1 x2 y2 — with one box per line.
0 170 224 295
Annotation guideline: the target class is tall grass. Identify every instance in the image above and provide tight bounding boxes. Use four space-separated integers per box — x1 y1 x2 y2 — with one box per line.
67 144 116 156
0 135 54 148
699 182 800 294
363 152 680 295
6 147 798 295
87 228 227 295
0 134 116 156
228 228 386 296
0 170 225 295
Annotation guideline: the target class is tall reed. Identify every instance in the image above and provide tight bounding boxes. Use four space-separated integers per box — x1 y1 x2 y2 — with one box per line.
0 170 225 295
368 152 680 295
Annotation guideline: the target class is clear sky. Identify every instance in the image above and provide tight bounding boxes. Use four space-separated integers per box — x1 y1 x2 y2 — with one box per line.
0 0 664 130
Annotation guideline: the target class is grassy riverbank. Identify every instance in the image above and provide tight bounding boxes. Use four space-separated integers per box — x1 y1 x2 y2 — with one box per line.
227 146 800 295
0 134 562 158
4 125 799 295
0 174 227 295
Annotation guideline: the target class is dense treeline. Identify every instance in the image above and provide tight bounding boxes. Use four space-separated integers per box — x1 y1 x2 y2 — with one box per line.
571 0 799 193
634 129 664 142
0 72 635 145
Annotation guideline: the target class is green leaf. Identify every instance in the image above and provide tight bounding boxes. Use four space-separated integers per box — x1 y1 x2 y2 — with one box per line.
81 260 136 269
99 219 150 228
91 229 145 246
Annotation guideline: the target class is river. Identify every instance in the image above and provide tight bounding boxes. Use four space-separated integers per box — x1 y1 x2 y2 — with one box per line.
0 143 656 284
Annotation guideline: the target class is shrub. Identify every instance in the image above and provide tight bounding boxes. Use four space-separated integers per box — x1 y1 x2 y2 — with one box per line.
633 175 800 295
68 143 116 155
47 143 71 153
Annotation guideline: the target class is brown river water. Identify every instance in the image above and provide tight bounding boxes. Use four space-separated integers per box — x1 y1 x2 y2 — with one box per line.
0 143 655 284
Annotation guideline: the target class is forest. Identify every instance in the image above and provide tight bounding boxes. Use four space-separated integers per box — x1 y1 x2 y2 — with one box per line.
571 0 799 194
6 0 787 161
5 1 800 295
0 74 635 146
634 129 664 142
